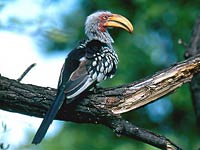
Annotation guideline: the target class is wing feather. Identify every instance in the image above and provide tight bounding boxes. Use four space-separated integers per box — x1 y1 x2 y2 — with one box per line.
64 59 95 99
32 39 106 144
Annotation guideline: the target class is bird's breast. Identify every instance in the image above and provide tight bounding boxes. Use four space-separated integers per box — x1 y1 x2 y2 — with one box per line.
87 47 118 83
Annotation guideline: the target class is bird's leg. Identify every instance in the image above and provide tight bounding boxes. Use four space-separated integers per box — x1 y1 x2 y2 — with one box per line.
93 84 104 93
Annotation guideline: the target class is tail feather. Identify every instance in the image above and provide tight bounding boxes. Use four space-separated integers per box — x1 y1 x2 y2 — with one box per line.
32 89 65 144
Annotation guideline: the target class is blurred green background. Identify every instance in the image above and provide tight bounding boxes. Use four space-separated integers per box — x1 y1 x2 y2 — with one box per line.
1 0 200 149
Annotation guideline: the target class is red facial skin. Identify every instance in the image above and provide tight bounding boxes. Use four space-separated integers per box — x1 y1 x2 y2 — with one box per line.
99 14 112 32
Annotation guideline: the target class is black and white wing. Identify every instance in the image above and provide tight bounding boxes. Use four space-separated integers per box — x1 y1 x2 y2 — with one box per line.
32 40 97 144
32 39 118 144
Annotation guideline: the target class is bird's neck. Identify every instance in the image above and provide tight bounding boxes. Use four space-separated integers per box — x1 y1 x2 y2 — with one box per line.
85 30 114 44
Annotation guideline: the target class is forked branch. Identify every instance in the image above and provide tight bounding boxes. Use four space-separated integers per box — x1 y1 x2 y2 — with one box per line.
1 54 200 149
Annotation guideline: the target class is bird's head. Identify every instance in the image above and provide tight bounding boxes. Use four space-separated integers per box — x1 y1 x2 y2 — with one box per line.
85 11 133 44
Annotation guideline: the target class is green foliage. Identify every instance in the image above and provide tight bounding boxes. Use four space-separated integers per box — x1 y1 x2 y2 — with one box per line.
35 123 159 150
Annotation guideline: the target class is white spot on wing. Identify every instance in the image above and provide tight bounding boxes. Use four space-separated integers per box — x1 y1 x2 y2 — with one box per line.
104 68 108 74
92 61 97 66
92 72 97 79
89 70 93 74
108 63 113 72
103 76 107 80
97 65 100 71
105 62 108 67
100 66 104 72
101 53 105 57
97 72 104 82
79 57 86 62
110 75 114 78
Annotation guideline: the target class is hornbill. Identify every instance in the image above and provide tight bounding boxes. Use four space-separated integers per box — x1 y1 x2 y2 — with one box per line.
32 11 133 144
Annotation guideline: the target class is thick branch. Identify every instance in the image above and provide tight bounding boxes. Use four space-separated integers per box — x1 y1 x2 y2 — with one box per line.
0 75 181 149
106 54 200 114
1 54 200 149
1 54 200 117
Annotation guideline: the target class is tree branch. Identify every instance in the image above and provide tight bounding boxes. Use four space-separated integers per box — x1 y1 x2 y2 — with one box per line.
185 14 200 127
1 54 200 117
1 54 200 149
17 63 36 82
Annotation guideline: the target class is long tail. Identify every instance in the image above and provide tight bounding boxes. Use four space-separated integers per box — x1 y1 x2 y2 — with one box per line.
32 88 65 144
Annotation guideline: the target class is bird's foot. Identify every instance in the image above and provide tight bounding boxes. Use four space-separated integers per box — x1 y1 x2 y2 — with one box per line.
93 85 103 93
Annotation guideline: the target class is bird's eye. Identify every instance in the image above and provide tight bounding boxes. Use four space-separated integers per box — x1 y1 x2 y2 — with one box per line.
102 15 108 20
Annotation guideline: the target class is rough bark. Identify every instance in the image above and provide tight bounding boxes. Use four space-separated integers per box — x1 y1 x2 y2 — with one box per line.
1 54 200 119
2 53 200 149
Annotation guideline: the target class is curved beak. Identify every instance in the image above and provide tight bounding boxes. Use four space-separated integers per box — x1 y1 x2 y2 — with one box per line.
104 14 133 33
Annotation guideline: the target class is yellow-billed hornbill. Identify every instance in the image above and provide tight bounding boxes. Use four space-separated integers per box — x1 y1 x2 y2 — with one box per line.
32 11 133 144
